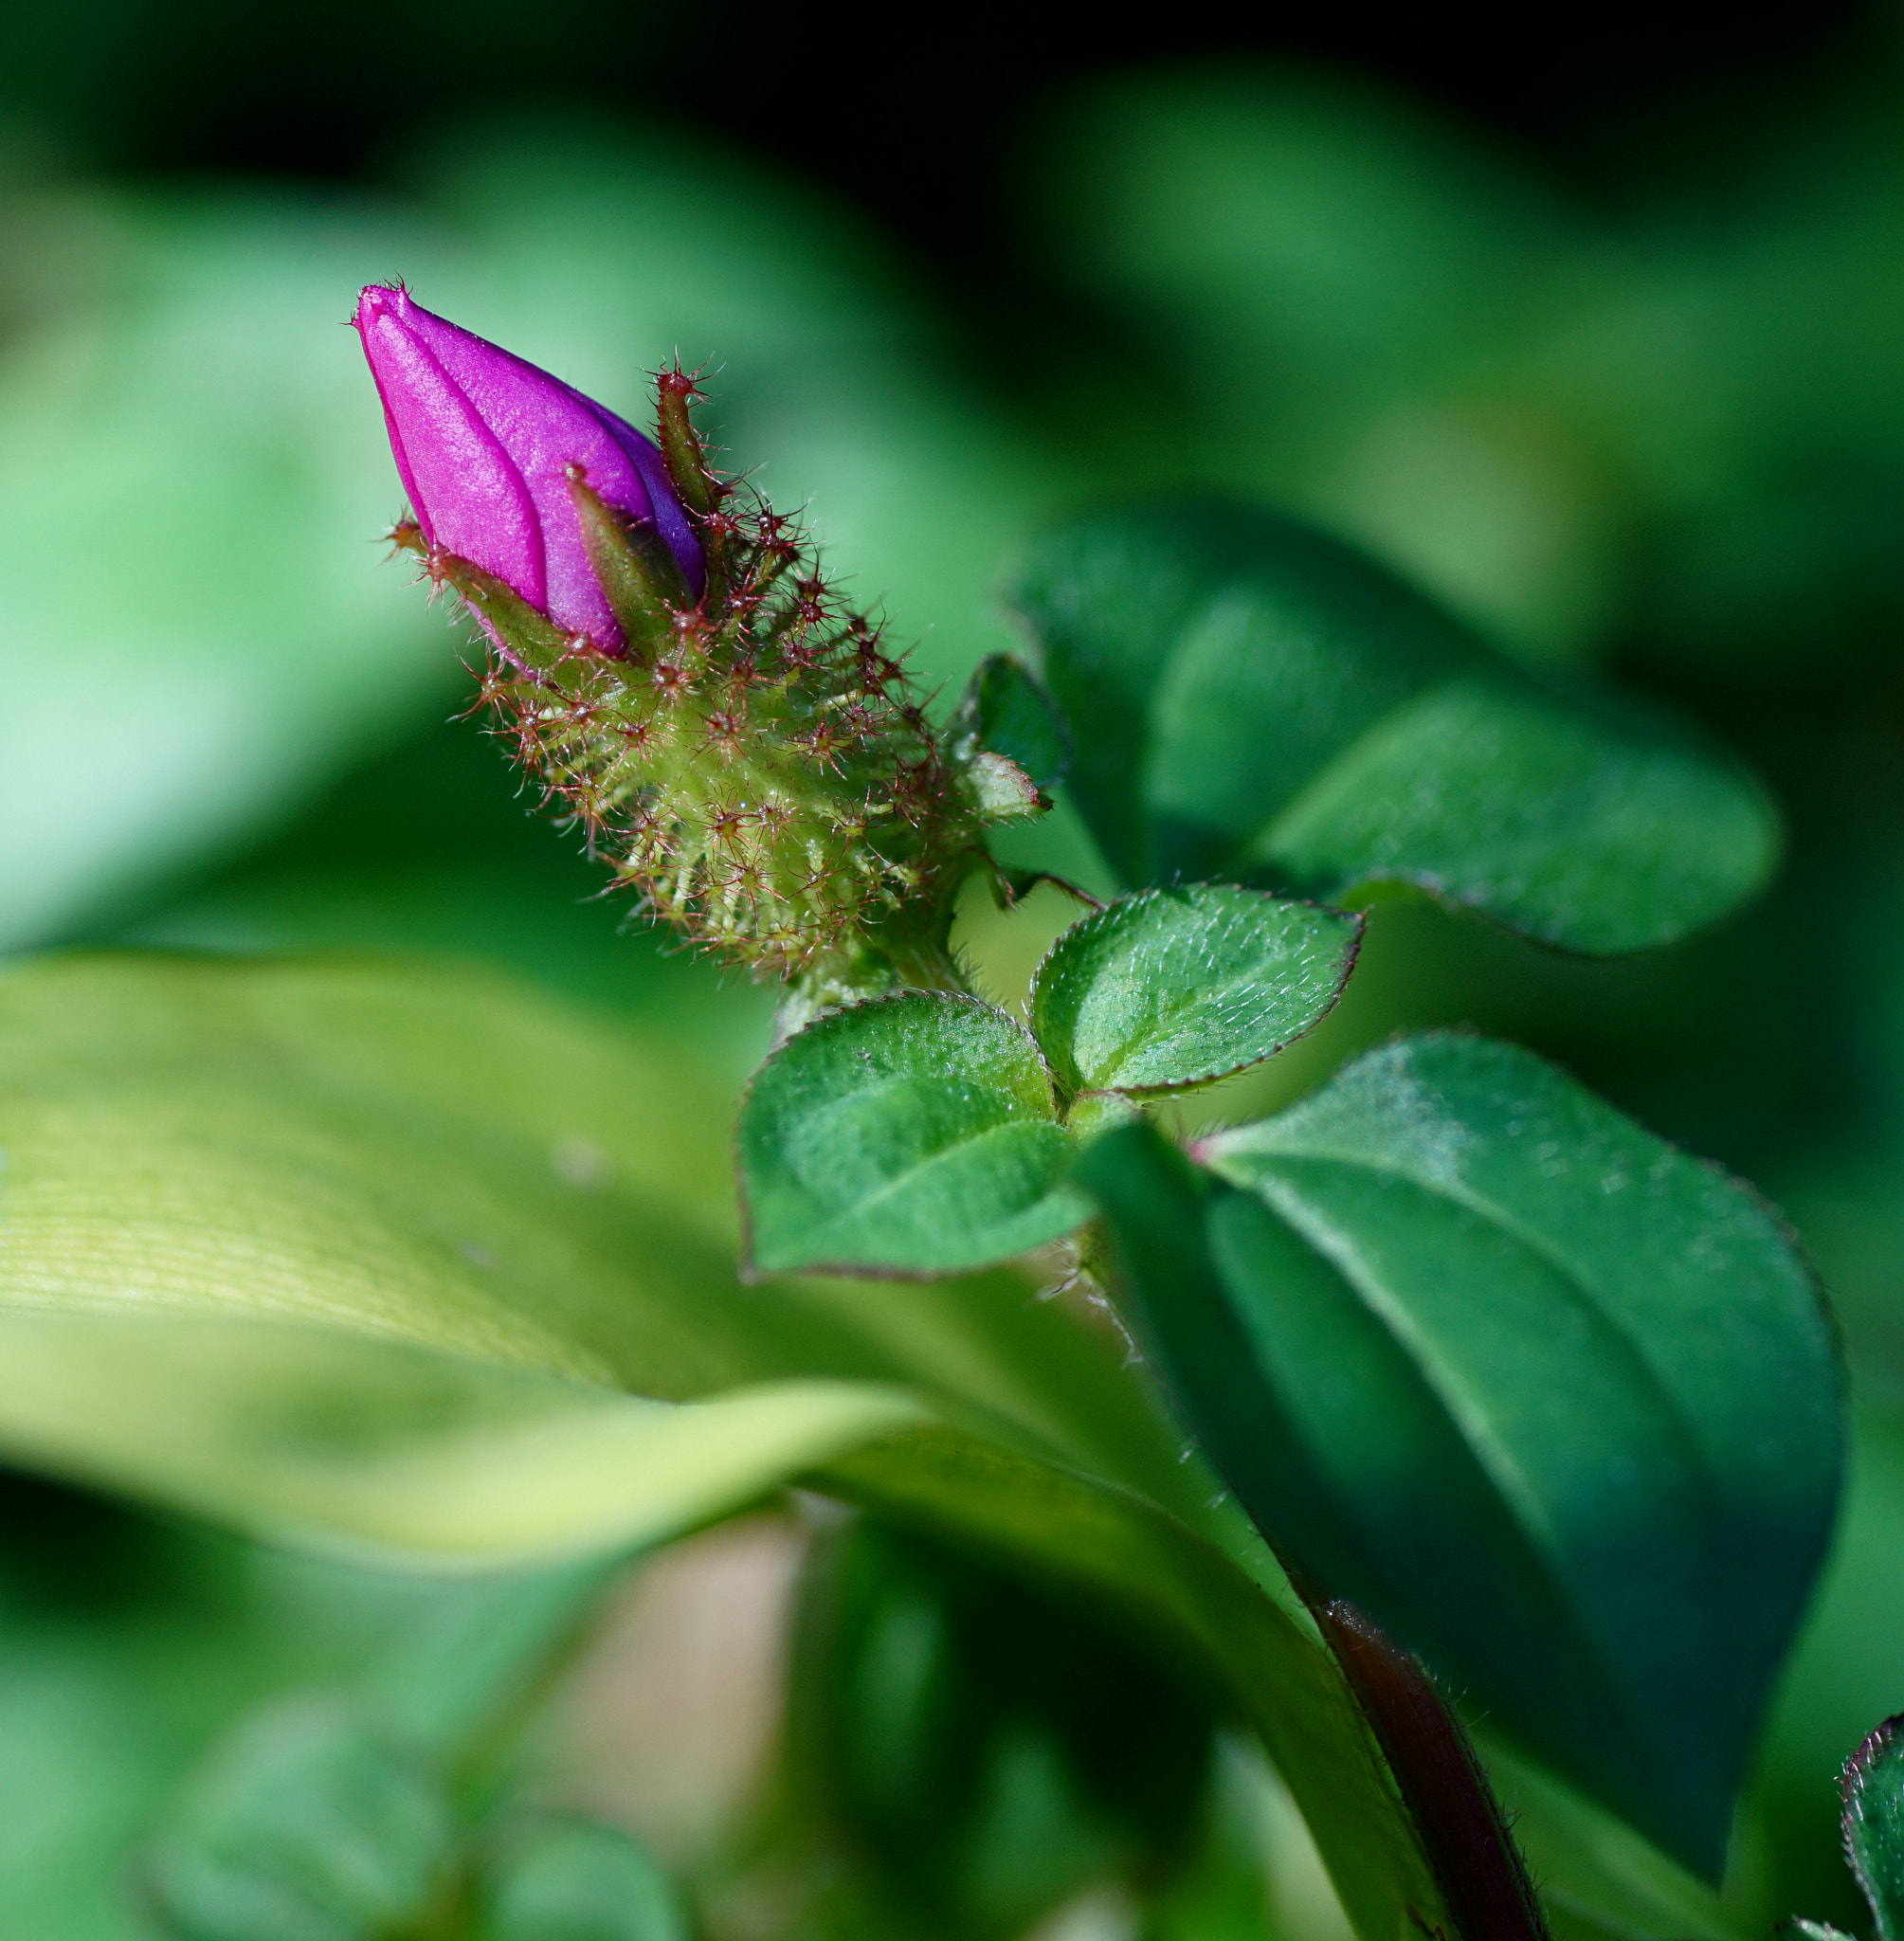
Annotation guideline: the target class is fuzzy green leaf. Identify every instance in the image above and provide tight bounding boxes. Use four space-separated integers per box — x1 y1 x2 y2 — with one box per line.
1079 1034 1841 1877
1008 501 1779 952
964 749 1046 825
1028 885 1361 1097
1844 1717 1904 1941
739 991 1086 1276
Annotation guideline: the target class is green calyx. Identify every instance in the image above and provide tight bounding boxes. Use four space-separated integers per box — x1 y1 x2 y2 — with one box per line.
395 373 1034 1005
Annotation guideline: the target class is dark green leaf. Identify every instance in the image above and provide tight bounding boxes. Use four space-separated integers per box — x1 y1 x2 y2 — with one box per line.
481 1821 687 1941
952 654 1072 789
1078 1033 1841 1875
137 1696 456 1941
1844 1716 1904 1941
1028 885 1361 1097
738 991 1087 1276
1008 500 1779 952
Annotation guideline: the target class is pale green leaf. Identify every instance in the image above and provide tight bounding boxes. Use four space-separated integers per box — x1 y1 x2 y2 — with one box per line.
965 749 1046 825
480 1822 687 1941
0 1311 918 1569
138 1696 455 1941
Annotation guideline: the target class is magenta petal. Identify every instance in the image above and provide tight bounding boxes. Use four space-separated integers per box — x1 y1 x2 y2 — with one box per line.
353 285 709 647
392 302 632 642
354 288 708 648
354 288 545 613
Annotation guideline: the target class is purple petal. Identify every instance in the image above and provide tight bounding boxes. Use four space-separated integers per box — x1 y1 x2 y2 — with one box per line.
354 286 704 648
355 286 545 612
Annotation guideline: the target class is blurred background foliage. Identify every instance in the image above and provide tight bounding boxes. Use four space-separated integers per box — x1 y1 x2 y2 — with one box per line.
9 0 1904 1934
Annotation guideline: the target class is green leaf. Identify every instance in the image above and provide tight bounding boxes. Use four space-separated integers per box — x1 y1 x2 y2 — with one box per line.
952 654 1072 790
137 1696 457 1941
0 952 1727 1940
1077 1034 1841 1876
1027 885 1361 1097
1252 677 1777 953
1490 1743 1744 1941
480 1821 688 1941
964 750 1047 826
1844 1716 1904 1941
738 991 1087 1276
0 953 1455 1941
1007 500 1779 952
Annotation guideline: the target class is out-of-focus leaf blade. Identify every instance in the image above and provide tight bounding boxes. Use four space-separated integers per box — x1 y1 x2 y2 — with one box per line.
789 1518 1212 1937
480 1821 688 1941
1008 500 1780 951
1028 885 1360 1096
737 992 1086 1277
0 1313 919 1569
1079 1034 1841 1874
1255 677 1777 952
137 1696 456 1941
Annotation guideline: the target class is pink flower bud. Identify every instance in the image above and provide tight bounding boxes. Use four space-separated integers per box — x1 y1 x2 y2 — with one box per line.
353 284 703 648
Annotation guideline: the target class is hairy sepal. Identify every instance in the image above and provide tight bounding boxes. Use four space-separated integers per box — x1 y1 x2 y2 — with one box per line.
397 400 1005 993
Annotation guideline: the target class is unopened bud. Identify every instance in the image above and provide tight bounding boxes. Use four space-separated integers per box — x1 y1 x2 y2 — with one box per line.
356 288 1041 1005
354 284 702 651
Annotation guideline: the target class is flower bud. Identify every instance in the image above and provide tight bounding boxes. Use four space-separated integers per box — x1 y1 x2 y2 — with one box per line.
356 293 1045 1008
353 284 702 649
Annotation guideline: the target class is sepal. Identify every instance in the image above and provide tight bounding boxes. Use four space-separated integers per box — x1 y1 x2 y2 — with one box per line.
394 523 575 677
950 653 1070 790
961 748 1046 825
568 469 693 655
